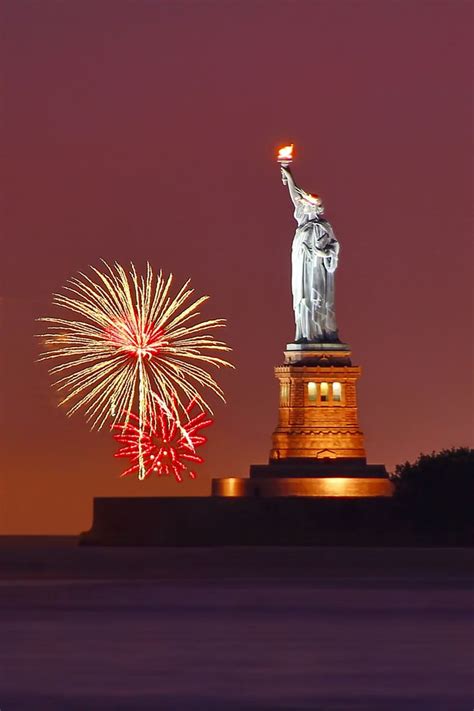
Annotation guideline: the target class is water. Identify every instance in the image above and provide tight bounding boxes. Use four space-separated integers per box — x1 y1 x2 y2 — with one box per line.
0 540 472 710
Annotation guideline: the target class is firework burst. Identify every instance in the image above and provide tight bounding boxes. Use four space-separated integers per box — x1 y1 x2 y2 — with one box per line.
39 262 231 478
113 399 213 481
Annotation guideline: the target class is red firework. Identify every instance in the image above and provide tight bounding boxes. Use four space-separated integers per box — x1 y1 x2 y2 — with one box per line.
113 400 213 482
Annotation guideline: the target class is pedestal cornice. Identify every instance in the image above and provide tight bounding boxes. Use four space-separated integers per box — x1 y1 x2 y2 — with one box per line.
284 342 352 366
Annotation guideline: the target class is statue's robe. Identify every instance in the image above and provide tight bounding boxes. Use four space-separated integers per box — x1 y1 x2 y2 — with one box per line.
291 204 340 342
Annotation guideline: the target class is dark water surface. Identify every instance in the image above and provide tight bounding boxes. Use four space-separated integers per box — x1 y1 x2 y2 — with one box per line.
0 539 472 710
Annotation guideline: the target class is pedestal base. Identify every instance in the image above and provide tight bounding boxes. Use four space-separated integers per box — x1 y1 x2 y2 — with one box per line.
212 476 393 497
212 456 392 497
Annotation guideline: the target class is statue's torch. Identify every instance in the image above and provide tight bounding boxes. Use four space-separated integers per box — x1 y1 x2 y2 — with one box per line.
277 144 294 184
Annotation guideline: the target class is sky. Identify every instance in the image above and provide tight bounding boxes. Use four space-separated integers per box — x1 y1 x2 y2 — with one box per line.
1 0 472 534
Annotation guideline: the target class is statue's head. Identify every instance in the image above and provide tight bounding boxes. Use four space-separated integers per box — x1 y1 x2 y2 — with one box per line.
301 191 324 216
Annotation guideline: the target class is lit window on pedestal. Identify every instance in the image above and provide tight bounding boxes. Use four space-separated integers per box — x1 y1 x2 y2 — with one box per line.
281 382 290 406
320 382 329 402
307 381 317 402
333 382 342 402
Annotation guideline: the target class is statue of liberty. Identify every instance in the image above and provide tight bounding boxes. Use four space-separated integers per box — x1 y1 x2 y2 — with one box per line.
280 164 340 343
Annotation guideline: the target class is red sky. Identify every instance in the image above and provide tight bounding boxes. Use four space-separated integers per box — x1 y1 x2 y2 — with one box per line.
1 0 472 533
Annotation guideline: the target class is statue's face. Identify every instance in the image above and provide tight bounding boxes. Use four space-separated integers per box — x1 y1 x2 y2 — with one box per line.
302 198 324 216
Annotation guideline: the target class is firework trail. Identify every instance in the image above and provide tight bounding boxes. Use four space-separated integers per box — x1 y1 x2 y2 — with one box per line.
113 398 213 481
39 262 231 478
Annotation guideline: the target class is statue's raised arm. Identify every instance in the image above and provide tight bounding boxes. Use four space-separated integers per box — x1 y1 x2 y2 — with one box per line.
280 165 303 208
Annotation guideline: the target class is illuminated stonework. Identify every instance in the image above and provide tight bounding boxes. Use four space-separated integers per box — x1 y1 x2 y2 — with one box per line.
212 341 392 498
270 344 366 460
212 476 392 498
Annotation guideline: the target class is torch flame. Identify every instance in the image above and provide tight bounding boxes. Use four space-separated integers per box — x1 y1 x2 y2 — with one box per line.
277 144 294 162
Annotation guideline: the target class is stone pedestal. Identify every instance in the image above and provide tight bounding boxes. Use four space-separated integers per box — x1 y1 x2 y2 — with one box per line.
271 342 365 460
212 343 393 498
